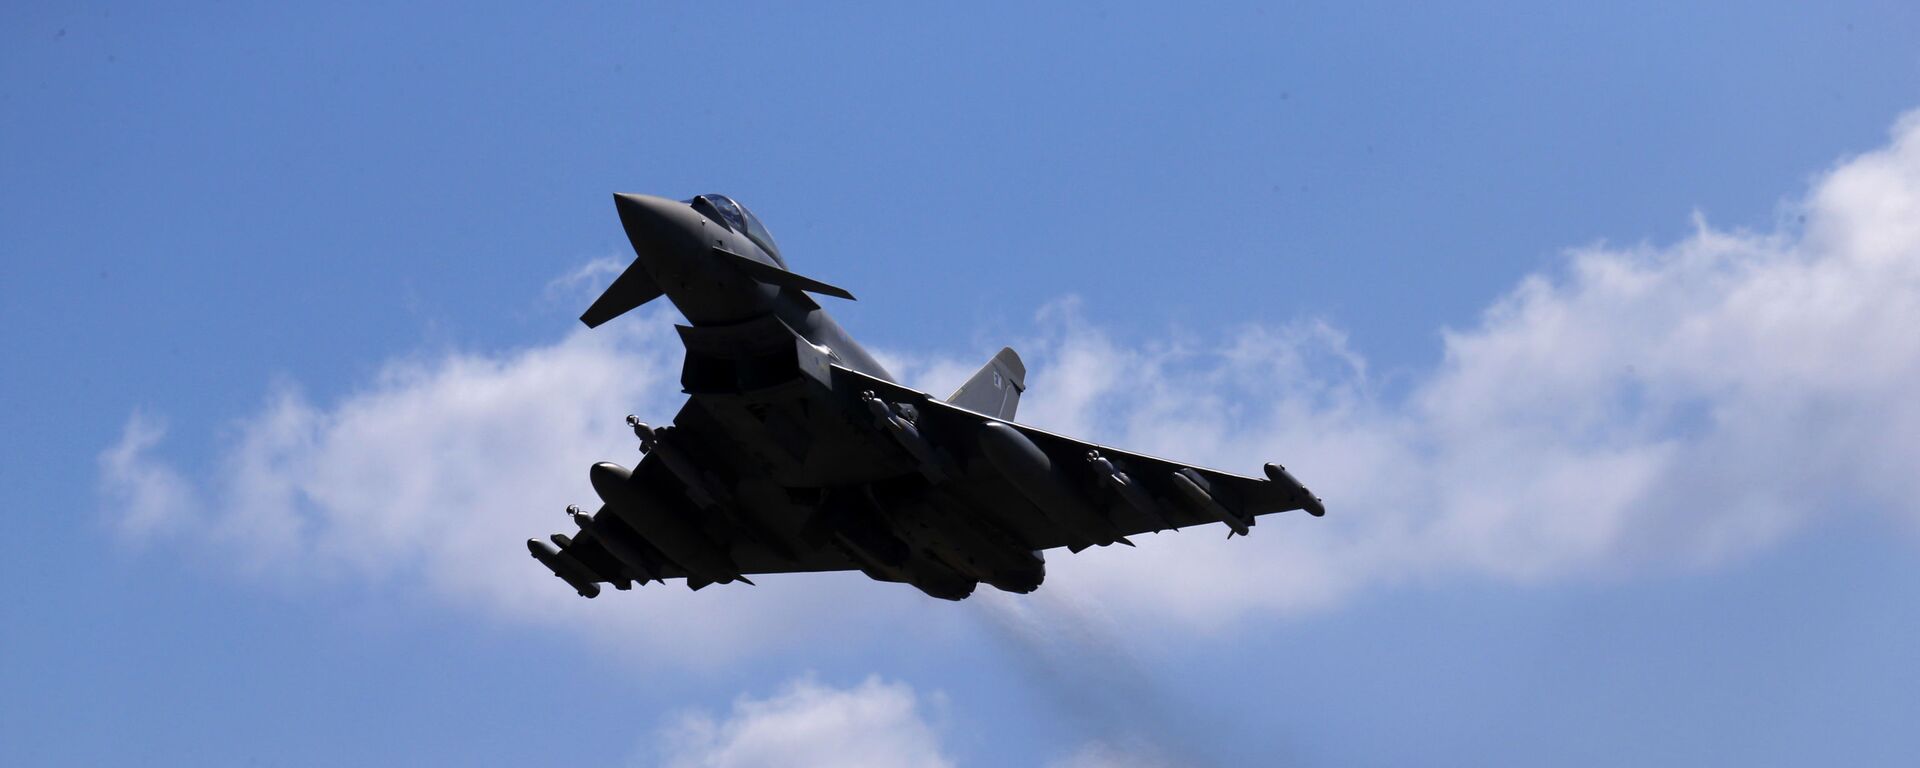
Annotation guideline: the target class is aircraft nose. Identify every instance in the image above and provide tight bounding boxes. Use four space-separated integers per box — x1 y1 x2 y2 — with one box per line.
613 193 703 269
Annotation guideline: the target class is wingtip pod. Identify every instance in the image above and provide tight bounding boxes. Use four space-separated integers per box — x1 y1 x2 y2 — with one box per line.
1263 462 1326 517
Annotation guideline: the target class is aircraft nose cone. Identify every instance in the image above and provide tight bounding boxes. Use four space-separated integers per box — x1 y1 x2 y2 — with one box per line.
613 193 703 269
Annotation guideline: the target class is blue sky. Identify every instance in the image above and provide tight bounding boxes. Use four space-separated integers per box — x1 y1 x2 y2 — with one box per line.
7 2 1920 765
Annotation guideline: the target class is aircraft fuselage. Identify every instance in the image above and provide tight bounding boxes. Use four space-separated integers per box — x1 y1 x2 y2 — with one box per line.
532 193 1321 601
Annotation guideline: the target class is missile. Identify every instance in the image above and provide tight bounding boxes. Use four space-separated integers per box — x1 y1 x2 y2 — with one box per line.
1088 451 1176 532
863 391 946 482
571 505 663 584
549 530 631 590
976 422 1119 547
1170 468 1251 537
1263 462 1326 517
588 461 744 586
527 537 602 598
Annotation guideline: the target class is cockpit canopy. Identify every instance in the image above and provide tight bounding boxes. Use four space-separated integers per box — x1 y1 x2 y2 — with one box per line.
688 194 785 268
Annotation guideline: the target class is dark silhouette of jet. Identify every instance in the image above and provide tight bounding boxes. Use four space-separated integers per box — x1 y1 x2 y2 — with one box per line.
530 194 1324 600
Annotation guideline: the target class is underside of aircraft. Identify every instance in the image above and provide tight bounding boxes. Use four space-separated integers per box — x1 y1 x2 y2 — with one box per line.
529 193 1323 601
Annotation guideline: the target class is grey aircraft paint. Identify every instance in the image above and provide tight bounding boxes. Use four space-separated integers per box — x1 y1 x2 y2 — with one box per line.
529 193 1325 601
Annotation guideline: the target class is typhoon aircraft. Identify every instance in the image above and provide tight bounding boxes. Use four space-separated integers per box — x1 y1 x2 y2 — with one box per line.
529 193 1325 600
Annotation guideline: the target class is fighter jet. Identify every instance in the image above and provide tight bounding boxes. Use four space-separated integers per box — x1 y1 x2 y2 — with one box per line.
529 193 1325 600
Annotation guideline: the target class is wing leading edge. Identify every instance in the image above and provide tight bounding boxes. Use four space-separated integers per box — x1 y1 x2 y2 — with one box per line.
832 364 1324 553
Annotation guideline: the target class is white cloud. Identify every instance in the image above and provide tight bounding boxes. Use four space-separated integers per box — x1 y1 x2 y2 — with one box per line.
96 310 931 663
647 675 1176 768
545 255 631 300
655 677 953 768
99 108 1920 653
1044 742 1182 768
97 411 198 541
1006 109 1920 626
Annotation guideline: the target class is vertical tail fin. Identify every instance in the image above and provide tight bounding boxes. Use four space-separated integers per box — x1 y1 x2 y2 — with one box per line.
947 347 1026 420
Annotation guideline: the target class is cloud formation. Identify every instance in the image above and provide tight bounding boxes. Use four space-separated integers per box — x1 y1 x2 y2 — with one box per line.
650 674 1185 768
101 110 1920 651
655 677 953 768
98 411 199 541
995 111 1920 626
